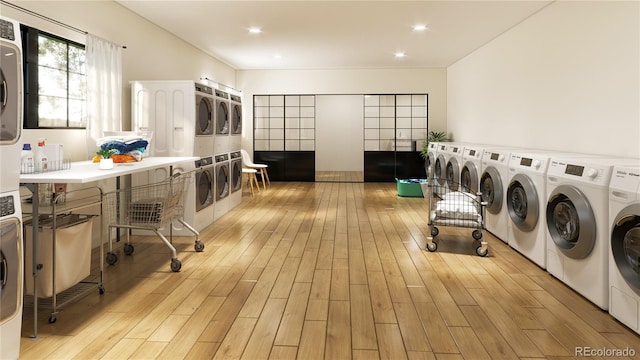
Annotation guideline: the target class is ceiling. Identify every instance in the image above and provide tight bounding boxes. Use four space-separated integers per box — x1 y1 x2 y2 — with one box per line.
115 0 553 70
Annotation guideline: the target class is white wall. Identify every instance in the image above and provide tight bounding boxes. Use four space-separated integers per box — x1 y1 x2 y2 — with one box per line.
237 68 447 154
4 0 236 161
447 1 639 158
315 95 364 172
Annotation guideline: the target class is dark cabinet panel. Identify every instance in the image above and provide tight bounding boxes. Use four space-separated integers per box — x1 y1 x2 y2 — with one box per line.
364 151 426 182
254 151 315 182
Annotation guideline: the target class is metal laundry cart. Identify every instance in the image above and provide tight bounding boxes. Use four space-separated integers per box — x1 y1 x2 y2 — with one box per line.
426 180 489 257
103 171 203 272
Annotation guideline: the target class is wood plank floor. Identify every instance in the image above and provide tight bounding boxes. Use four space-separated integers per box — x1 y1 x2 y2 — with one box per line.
19 181 640 359
315 171 363 183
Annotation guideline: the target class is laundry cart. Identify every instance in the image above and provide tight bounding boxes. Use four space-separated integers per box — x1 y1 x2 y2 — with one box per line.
103 171 203 272
426 180 488 256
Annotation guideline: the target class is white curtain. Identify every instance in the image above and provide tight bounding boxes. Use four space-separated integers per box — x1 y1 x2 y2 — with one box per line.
85 34 122 158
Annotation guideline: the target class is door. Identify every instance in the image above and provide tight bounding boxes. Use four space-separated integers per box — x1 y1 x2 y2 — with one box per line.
611 204 640 292
507 174 539 232
195 95 213 135
546 185 596 258
0 217 22 325
480 167 503 214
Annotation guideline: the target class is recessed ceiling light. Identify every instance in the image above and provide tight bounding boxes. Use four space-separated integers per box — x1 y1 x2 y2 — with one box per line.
249 27 262 34
413 24 428 31
395 52 406 58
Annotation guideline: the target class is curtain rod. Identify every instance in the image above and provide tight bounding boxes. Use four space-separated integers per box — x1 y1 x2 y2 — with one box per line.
200 77 241 93
1 0 127 48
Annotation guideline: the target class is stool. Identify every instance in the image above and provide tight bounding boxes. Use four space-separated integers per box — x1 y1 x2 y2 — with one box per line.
241 149 270 190
242 168 260 197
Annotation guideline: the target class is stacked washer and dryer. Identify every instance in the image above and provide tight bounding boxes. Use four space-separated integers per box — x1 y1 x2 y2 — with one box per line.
228 93 243 210
609 165 640 334
0 16 24 360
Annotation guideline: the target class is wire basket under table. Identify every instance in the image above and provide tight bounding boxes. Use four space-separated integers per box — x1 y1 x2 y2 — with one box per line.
102 172 203 272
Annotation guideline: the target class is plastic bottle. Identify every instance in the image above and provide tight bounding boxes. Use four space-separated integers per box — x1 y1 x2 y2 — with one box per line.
21 144 35 173
36 138 48 172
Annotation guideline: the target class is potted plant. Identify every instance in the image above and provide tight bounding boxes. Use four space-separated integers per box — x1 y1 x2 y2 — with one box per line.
96 148 115 169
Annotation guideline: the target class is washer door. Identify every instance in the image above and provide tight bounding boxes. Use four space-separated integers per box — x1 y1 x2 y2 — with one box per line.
611 204 640 295
480 166 502 215
446 158 461 191
216 164 229 200
434 154 447 183
546 185 595 259
425 152 435 178
461 161 479 194
231 160 242 192
195 96 213 135
0 42 21 144
507 174 539 232
231 103 242 134
0 217 22 324
216 101 229 134
195 168 214 211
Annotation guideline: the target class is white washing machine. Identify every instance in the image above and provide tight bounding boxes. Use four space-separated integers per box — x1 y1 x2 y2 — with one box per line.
131 80 197 157
424 141 439 179
506 151 552 268
433 143 449 185
480 147 521 243
546 157 638 310
214 89 230 155
460 144 495 194
0 16 23 360
214 153 230 220
444 143 467 192
193 156 215 231
193 83 215 156
609 165 640 333
229 94 242 152
229 151 243 209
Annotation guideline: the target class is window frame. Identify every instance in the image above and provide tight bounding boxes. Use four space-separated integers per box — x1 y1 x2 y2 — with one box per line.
21 25 87 129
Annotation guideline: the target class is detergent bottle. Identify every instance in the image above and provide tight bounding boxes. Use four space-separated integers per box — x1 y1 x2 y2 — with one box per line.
21 144 34 173
36 138 48 172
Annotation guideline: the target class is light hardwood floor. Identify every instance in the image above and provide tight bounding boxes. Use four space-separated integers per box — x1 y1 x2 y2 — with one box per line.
20 181 640 359
315 171 363 183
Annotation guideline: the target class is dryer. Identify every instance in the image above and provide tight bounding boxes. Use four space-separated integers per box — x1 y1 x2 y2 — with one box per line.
229 94 242 152
506 151 551 268
194 83 215 156
461 144 491 194
609 165 640 333
214 153 230 220
480 147 520 243
433 143 449 185
214 90 230 155
229 151 243 209
193 156 215 231
0 16 23 360
546 157 638 310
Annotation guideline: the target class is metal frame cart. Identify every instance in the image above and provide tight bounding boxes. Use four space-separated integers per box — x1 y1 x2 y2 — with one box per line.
426 180 489 257
103 171 203 272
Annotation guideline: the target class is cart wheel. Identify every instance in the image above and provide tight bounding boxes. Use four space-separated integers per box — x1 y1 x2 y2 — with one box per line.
170 258 182 272
431 227 439 237
472 230 483 240
194 241 205 252
105 252 118 265
426 241 438 252
98 285 105 295
48 315 56 324
123 244 135 255
476 246 488 257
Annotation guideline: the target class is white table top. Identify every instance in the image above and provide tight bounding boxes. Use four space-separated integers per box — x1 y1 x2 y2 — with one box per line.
19 156 198 184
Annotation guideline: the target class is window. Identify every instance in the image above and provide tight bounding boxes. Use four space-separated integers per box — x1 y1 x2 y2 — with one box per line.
21 25 86 129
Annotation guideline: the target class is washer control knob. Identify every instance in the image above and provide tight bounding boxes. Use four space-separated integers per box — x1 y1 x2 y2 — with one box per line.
587 168 599 178
498 154 505 162
533 160 541 169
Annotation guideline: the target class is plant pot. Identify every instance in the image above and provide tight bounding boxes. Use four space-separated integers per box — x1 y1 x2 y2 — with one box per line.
99 158 114 170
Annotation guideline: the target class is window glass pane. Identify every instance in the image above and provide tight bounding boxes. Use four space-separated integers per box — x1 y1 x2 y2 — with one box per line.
380 118 395 128
396 95 411 106
254 140 269 151
364 107 379 117
38 95 67 127
285 128 300 139
254 117 269 128
285 118 299 128
69 99 85 127
69 72 86 100
285 95 299 106
38 67 67 97
285 107 299 117
285 139 300 150
300 140 314 151
69 45 85 73
364 140 379 151
364 117 379 129
300 129 314 139
270 139 284 151
299 96 314 106
300 118 314 128
299 107 315 118
364 95 379 106
364 129 379 140
38 36 67 70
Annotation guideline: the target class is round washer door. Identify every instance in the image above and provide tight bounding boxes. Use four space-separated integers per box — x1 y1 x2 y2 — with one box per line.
231 161 242 191
446 158 461 191
546 185 595 259
425 152 436 179
434 154 447 183
611 204 640 294
461 161 479 194
216 165 229 200
480 166 502 215
216 101 229 134
231 104 242 134
195 169 213 211
507 173 539 232
196 96 213 135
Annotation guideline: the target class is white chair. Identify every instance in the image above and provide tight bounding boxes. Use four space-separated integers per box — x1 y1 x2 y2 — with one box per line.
242 168 260 197
241 149 270 190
